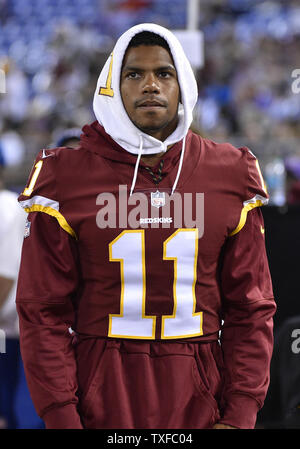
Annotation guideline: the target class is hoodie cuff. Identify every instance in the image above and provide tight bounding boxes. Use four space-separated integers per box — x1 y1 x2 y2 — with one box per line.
218 394 260 429
43 403 84 429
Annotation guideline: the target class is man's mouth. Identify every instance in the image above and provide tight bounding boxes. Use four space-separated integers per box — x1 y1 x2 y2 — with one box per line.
136 99 166 109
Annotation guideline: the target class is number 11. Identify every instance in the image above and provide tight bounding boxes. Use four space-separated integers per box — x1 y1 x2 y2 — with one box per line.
109 229 203 339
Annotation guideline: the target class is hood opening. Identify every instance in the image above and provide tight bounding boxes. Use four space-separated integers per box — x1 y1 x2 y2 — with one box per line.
91 23 198 195
93 23 198 156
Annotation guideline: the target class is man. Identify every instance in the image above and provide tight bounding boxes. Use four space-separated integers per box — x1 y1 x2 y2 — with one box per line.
16 23 276 429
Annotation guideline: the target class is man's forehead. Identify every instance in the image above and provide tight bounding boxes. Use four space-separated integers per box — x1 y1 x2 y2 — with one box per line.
121 45 176 71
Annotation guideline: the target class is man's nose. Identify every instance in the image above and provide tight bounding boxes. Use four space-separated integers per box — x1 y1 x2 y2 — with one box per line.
142 73 160 94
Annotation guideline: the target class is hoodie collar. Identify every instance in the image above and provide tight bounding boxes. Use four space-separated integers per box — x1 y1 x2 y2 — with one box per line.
81 121 184 170
80 121 193 196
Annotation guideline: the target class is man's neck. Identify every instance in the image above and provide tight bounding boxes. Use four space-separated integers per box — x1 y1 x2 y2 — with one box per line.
141 151 164 167
141 144 174 167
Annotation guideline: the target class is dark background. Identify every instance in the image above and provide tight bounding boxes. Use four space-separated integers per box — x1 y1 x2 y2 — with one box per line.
262 205 300 329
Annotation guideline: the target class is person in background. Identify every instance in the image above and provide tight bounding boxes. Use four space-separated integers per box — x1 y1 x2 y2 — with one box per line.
0 145 26 428
52 127 82 149
285 156 300 206
0 146 44 429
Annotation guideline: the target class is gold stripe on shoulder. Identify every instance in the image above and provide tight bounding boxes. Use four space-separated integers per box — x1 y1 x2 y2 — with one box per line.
24 204 77 239
229 198 264 236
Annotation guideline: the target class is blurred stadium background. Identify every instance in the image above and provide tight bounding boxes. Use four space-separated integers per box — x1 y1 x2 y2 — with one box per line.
0 0 300 429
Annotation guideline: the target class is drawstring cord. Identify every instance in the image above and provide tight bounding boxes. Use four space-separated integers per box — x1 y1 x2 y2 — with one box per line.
171 135 186 195
130 135 143 197
130 135 186 196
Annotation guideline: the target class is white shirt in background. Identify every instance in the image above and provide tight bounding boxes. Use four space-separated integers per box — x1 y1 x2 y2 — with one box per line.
0 189 27 338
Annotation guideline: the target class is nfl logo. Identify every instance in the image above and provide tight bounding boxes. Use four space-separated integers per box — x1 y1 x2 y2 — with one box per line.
151 191 165 208
24 219 31 238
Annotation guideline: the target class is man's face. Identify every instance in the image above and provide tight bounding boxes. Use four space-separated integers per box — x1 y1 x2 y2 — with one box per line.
120 45 180 142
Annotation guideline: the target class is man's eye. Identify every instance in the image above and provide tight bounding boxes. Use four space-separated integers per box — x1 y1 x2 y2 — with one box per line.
159 72 171 78
127 72 139 79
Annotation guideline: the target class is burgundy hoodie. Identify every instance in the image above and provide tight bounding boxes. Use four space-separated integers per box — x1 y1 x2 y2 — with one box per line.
16 122 276 429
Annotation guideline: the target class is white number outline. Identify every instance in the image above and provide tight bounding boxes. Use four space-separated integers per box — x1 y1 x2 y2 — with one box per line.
109 229 203 339
108 230 156 339
162 228 203 339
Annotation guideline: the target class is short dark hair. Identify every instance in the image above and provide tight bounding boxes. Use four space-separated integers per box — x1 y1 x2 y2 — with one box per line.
127 31 171 55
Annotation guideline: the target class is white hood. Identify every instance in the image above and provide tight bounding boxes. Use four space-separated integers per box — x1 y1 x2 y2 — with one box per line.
93 23 198 156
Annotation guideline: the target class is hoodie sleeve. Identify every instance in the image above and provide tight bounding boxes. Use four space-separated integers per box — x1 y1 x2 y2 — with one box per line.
16 150 83 429
217 149 276 429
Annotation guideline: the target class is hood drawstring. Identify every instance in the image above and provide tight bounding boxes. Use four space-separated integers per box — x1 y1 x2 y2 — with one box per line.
130 135 187 197
130 134 143 197
171 135 186 195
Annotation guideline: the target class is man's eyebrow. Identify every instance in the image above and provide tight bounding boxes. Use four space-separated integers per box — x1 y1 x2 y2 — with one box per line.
122 64 177 73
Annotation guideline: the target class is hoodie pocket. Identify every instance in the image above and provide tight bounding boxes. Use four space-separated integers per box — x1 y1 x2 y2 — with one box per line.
191 344 221 424
76 338 107 420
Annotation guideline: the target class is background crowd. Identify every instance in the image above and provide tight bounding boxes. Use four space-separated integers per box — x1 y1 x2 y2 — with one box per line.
1 0 300 196
0 0 299 430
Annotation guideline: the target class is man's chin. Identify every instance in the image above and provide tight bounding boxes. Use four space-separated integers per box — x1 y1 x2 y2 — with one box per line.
132 116 178 140
134 121 168 135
